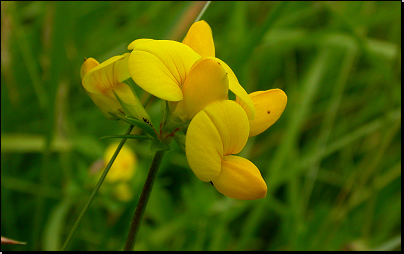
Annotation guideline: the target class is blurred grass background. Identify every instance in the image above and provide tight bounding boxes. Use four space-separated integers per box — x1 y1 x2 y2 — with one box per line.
1 1 401 251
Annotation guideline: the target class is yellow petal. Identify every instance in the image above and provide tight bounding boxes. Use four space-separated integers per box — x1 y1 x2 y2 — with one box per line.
186 110 223 182
248 89 287 137
128 39 201 101
212 155 267 200
127 38 154 50
216 59 256 120
82 53 130 94
202 100 249 155
175 57 229 120
182 20 215 58
80 58 99 79
82 53 150 121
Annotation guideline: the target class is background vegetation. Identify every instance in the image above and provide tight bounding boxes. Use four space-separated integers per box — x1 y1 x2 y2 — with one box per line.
1 1 401 251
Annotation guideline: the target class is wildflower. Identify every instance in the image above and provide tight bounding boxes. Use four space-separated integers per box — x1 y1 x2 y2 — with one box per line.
81 53 151 122
126 21 255 122
185 100 267 200
181 20 256 120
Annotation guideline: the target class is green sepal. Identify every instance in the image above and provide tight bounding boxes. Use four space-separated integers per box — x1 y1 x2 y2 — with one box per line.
108 112 158 139
161 101 190 133
150 138 171 152
173 131 186 152
113 81 152 124
125 116 158 139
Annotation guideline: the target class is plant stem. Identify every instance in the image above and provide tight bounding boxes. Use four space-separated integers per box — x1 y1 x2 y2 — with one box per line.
60 124 135 251
124 150 166 251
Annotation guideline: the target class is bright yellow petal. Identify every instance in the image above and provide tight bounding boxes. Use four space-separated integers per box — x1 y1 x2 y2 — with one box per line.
128 39 201 101
127 39 154 50
80 58 99 79
248 89 287 137
186 110 223 182
216 59 256 120
212 155 267 200
82 53 130 94
182 20 215 58
82 53 150 121
202 100 249 155
82 54 129 119
175 57 229 120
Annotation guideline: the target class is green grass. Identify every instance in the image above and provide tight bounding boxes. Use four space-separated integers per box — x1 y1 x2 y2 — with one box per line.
1 1 401 251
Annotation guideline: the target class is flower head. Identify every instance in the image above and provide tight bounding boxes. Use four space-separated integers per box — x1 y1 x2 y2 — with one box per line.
186 100 267 200
127 21 256 122
81 53 151 122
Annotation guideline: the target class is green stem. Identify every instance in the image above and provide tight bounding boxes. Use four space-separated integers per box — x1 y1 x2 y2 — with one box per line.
60 124 135 251
124 150 166 251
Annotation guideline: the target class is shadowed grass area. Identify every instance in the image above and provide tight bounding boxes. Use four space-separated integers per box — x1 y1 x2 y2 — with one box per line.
1 1 400 251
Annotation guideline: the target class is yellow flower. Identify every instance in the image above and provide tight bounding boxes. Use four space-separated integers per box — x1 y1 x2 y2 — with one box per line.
127 20 255 122
185 100 267 200
182 21 288 133
103 142 137 183
124 20 286 200
81 53 151 122
181 21 256 121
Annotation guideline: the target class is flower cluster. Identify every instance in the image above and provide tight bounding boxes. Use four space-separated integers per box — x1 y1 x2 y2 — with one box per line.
81 21 287 200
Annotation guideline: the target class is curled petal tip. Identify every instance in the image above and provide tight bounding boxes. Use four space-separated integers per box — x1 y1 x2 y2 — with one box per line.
248 89 287 137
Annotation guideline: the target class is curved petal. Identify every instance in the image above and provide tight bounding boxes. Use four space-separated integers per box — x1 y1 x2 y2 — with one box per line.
128 39 201 101
82 53 130 94
216 59 256 120
182 20 215 58
202 100 249 155
82 53 149 121
175 57 229 120
127 38 154 50
248 89 287 137
82 54 130 119
212 155 267 200
186 110 223 182
80 58 99 79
